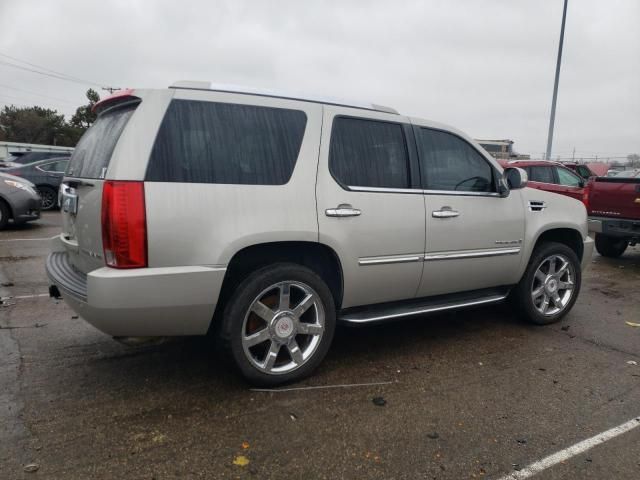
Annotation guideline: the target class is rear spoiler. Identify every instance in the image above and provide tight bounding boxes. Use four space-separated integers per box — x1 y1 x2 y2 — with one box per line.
92 89 139 114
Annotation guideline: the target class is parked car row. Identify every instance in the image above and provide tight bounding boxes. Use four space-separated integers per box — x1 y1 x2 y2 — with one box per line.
499 159 639 259
0 153 70 210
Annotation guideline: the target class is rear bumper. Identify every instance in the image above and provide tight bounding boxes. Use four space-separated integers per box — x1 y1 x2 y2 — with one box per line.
588 216 640 241
46 251 226 336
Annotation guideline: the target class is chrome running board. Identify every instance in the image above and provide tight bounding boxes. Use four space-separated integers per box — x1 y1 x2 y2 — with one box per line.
339 288 509 325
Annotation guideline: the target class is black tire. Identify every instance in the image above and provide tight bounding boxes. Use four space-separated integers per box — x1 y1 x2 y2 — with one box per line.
37 186 58 211
594 233 628 258
0 200 9 230
217 263 336 387
512 242 581 325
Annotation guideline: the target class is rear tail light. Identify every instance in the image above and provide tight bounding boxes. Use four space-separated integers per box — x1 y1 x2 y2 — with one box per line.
582 182 590 211
101 180 147 268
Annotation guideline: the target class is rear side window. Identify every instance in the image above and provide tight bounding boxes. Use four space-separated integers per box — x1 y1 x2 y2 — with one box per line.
329 117 409 189
146 100 307 185
67 104 137 179
576 165 591 178
415 128 494 192
528 166 555 184
39 160 69 173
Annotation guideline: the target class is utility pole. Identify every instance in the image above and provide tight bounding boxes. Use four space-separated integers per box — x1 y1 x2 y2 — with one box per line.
545 0 568 160
101 86 121 94
572 147 575 161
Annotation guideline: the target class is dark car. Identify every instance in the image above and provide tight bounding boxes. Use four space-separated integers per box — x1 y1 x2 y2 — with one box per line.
562 162 596 180
4 157 69 210
0 151 71 169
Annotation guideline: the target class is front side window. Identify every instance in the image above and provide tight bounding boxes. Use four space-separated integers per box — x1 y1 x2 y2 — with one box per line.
528 166 555 184
555 167 582 187
415 128 494 192
329 117 410 189
147 100 307 185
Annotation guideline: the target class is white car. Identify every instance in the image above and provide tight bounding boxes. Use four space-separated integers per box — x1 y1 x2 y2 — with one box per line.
47 82 593 385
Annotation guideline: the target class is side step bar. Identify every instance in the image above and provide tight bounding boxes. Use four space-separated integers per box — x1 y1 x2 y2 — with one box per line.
339 288 510 325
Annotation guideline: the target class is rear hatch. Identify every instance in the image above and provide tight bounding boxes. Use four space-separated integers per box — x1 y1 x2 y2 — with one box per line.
61 97 139 274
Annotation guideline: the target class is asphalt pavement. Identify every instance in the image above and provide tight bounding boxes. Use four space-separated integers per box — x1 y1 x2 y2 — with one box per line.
1 212 639 479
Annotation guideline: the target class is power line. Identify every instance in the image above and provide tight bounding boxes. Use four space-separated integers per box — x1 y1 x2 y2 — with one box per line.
0 52 100 86
0 59 99 87
0 83 78 105
0 93 71 109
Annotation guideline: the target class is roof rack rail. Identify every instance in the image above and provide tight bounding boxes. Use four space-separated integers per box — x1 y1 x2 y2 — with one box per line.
169 81 399 115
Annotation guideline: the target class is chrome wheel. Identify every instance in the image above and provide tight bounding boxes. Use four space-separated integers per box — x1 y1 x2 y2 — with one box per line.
37 188 56 210
531 254 575 316
241 281 325 375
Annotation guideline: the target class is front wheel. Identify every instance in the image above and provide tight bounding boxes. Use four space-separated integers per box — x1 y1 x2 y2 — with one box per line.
595 233 628 258
513 242 581 325
218 263 336 386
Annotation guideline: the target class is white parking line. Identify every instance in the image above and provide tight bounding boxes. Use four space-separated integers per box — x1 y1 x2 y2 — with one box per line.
11 293 50 299
251 381 393 393
0 235 57 242
497 416 640 480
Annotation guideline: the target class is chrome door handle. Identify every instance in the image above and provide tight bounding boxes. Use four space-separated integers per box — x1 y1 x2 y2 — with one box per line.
325 204 361 217
432 208 459 218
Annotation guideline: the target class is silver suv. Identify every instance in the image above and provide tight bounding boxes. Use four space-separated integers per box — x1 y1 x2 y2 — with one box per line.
47 82 594 385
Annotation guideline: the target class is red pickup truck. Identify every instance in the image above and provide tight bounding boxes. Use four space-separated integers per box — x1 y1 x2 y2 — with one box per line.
586 171 640 257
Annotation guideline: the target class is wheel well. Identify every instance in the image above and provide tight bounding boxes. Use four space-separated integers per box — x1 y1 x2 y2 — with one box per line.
213 242 344 323
534 228 583 261
0 196 13 219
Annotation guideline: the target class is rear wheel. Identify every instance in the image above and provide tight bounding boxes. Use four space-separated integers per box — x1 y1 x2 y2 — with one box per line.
37 186 58 211
595 233 628 258
513 242 581 325
218 263 336 386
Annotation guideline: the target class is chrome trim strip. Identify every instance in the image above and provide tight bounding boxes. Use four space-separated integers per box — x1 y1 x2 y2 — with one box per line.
424 247 521 261
422 189 502 197
349 186 422 194
358 254 423 266
348 185 502 197
341 294 508 324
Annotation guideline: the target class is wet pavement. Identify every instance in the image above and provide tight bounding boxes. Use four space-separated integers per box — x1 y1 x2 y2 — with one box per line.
1 212 639 479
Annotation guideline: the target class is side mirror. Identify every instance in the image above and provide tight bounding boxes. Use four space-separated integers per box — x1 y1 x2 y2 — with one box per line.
504 167 528 190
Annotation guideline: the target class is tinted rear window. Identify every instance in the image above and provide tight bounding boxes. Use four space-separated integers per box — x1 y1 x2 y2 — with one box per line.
329 117 410 189
67 103 137 179
146 100 307 185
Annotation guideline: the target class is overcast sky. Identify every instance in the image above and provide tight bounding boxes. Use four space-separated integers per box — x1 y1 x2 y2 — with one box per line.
0 0 638 160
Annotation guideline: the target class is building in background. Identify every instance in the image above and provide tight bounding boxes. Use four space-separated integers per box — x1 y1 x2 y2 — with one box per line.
476 139 530 160
0 141 74 161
